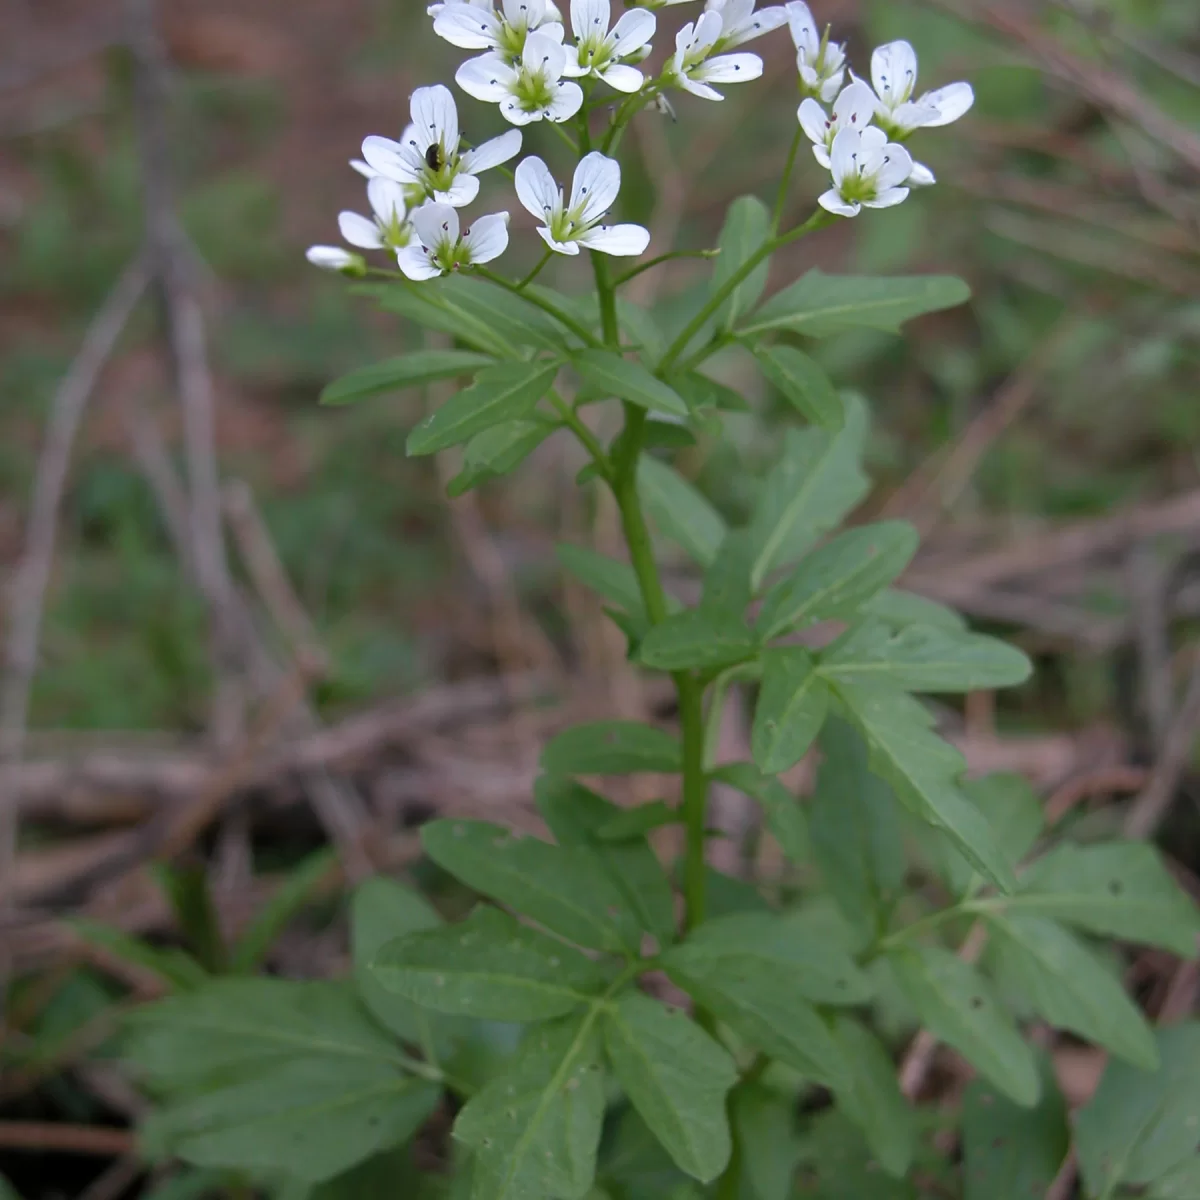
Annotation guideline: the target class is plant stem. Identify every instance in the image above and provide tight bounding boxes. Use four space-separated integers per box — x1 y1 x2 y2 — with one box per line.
590 251 621 348
473 266 602 349
772 125 805 234
656 209 834 375
612 247 720 288
548 389 611 479
516 248 554 290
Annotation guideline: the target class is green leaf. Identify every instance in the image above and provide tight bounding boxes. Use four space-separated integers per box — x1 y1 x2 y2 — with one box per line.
639 610 757 672
746 399 870 589
421 819 641 953
753 344 844 430
757 523 919 640
1150 1157 1200 1199
574 350 689 417
371 906 608 1022
125 979 401 1091
828 1015 916 1178
699 531 756 618
861 588 967 632
1016 841 1200 957
455 1014 606 1200
284 1148 425 1200
541 721 682 776
232 848 337 974
961 1067 1069 1200
808 1111 916 1199
819 620 1032 693
1076 1023 1200 1195
0 1177 21 1200
602 992 738 1183
674 371 750 413
809 720 906 938
351 877 449 1047
68 919 208 992
711 763 809 867
535 777 677 950
596 801 679 841
833 684 1016 893
407 362 559 457
663 911 872 1007
712 196 771 330
437 276 573 354
320 351 496 405
887 946 1039 1106
142 1058 440 1184
740 270 971 339
752 648 831 775
367 282 515 358
638 458 727 568
985 912 1158 1068
598 1108 688 1200
665 941 850 1089
449 418 557 494
731 1083 800 1200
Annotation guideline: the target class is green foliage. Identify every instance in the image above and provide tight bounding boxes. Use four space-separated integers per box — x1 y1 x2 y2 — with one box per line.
574 350 689 417
320 350 496 405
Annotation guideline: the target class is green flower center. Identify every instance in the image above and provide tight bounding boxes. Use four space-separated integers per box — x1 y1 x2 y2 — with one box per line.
515 63 556 111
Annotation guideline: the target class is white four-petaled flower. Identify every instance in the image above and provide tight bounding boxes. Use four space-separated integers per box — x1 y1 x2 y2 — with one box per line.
396 203 511 280
338 176 414 251
434 0 565 65
306 246 363 273
706 0 788 52
818 126 913 218
563 0 656 93
867 40 974 137
361 85 522 208
515 151 650 256
457 29 585 124
670 10 763 101
797 79 876 168
786 1 845 102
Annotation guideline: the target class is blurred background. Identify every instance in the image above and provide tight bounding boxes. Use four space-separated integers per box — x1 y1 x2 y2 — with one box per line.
2 0 1200 1195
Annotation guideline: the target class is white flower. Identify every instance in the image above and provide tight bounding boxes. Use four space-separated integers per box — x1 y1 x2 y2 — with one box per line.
338 177 414 251
361 84 522 208
797 79 876 169
396 203 510 280
786 1 845 103
562 0 656 93
457 30 585 124
669 10 763 101
818 126 913 218
707 0 788 51
306 245 364 273
867 40 974 137
433 0 564 64
515 152 650 256
350 158 380 179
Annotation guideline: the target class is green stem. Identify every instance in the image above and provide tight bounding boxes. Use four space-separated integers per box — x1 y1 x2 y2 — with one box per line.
656 209 834 376
516 248 554 290
547 121 579 154
772 125 805 234
612 248 720 288
549 389 611 479
473 266 603 349
590 251 621 348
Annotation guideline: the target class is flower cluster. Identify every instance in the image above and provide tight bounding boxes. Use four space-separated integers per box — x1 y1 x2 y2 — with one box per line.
306 0 974 276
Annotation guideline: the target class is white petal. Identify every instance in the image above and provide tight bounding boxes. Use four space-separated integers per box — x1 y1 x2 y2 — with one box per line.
397 245 443 280
798 96 829 146
674 19 697 64
436 173 481 207
609 8 655 56
463 212 510 264
907 160 936 187
785 0 818 55
307 245 355 270
871 40 918 107
515 156 561 220
818 71 844 103
412 202 459 248
536 226 581 255
459 128 523 174
723 2 788 47
679 75 726 101
338 211 384 249
367 176 407 225
544 80 584 121
524 30 568 79
434 5 502 49
456 54 517 103
576 222 650 256
350 158 377 179
873 143 913 191
695 52 762 84
361 135 421 183
859 126 888 155
818 189 860 217
539 20 566 44
832 80 879 133
598 62 644 92
411 84 460 154
864 186 910 210
812 144 831 169
571 151 621 224
919 81 974 127
828 127 860 187
571 0 609 38
888 99 940 133
501 98 540 125
692 9 724 54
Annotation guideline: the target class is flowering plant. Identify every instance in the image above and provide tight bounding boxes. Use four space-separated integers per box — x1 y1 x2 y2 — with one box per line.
130 3 1200 1198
